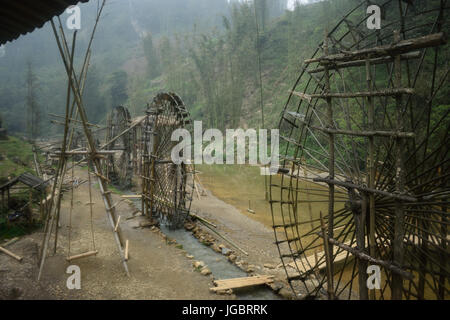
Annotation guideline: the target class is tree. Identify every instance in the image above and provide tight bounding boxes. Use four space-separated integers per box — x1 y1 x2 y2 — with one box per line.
26 61 41 139
83 66 105 123
142 33 161 80
109 71 128 106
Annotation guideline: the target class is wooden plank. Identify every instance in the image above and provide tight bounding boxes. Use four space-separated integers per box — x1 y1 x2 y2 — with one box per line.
0 246 23 261
214 275 273 285
211 275 274 292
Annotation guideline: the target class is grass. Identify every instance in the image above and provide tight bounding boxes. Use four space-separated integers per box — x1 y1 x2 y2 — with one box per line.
0 136 44 240
93 182 124 195
0 136 35 180
0 221 42 241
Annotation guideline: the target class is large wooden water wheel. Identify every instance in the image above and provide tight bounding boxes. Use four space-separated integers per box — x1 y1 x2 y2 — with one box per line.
141 92 194 229
105 106 134 188
271 0 448 300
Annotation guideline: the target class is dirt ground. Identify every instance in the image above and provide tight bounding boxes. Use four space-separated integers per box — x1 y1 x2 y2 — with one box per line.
0 168 233 300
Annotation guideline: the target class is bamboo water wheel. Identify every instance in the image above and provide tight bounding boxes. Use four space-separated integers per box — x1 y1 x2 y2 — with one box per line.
105 106 135 189
271 0 449 300
141 92 194 229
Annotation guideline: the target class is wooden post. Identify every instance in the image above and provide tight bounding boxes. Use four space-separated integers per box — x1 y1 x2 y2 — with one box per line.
124 240 129 261
320 211 334 299
392 30 406 300
323 33 335 299
366 58 376 300
28 187 33 223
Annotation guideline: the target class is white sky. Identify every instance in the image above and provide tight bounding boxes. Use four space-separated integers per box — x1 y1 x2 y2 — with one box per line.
287 0 316 11
229 0 314 11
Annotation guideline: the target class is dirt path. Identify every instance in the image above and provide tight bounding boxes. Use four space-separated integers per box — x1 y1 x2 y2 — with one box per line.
0 168 231 300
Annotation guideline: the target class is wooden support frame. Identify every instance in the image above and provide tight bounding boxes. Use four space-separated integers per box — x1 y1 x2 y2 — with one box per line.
38 1 130 281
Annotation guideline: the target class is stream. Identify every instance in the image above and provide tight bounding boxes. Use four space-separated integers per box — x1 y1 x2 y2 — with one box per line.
160 224 280 300
125 192 280 300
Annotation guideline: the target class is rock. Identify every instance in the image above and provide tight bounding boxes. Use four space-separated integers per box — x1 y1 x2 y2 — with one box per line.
228 254 237 262
139 220 158 228
279 288 294 300
186 254 194 259
184 223 195 231
200 267 211 276
269 281 284 293
218 244 225 249
215 289 233 295
263 263 276 269
246 265 256 273
211 244 221 253
193 261 205 269
221 247 232 256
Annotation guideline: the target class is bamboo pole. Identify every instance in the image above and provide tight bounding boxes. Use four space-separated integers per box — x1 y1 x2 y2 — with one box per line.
0 246 23 261
392 30 406 300
304 32 446 64
114 215 121 232
66 250 98 262
197 219 248 256
124 240 129 261
323 34 335 299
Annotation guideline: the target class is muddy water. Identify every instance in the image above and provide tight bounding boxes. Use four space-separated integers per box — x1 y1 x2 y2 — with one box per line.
197 164 346 235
